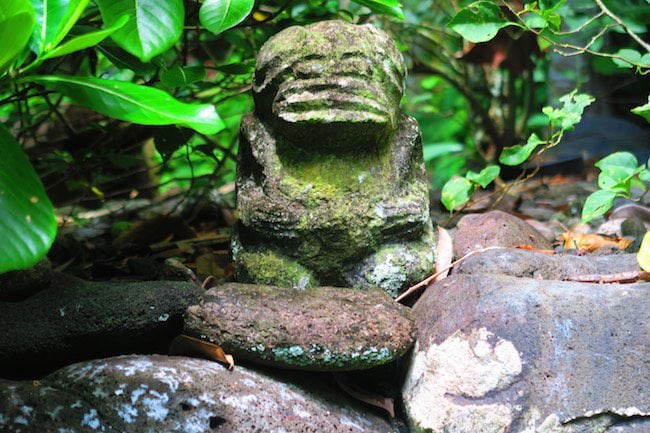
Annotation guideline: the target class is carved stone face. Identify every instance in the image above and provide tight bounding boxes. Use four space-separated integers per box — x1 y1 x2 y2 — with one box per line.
253 21 406 145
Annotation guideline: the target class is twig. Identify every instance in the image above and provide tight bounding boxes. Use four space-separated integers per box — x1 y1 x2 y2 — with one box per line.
594 0 650 53
396 246 507 303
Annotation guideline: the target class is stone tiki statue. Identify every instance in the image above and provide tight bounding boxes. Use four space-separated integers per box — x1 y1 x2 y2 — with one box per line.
233 20 435 296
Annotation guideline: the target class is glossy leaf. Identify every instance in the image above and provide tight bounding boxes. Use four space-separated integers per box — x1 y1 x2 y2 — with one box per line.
631 96 650 122
31 0 90 55
466 165 500 188
595 151 638 175
161 65 206 88
499 133 544 166
441 176 474 212
447 1 512 43
97 0 184 61
200 0 255 36
41 15 128 60
0 0 35 74
352 0 405 20
581 190 616 223
28 75 224 135
0 124 56 273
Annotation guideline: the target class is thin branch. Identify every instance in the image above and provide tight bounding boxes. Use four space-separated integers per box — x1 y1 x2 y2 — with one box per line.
594 0 650 52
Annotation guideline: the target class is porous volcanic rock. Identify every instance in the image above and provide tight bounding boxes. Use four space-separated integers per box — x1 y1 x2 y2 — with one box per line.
0 274 201 377
453 210 552 259
454 248 641 279
0 354 395 433
402 274 650 433
184 283 415 371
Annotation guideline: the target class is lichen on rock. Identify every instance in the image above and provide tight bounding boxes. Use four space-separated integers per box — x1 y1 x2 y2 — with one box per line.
234 20 435 295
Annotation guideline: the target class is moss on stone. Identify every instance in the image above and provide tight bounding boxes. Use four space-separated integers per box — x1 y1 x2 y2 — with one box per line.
238 249 319 289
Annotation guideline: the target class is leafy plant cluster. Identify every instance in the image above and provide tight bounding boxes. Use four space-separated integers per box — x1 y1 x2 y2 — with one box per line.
0 0 405 273
438 0 649 219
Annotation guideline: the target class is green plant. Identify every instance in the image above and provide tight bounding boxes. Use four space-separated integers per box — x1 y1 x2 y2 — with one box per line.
439 0 649 215
441 90 594 212
581 152 649 222
0 0 406 273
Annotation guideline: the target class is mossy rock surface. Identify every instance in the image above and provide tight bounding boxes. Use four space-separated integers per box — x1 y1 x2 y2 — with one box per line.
184 283 416 371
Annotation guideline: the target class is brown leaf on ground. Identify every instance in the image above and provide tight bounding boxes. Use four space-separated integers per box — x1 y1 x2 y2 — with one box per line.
559 232 632 252
333 373 395 418
169 334 235 370
514 244 556 254
433 227 453 282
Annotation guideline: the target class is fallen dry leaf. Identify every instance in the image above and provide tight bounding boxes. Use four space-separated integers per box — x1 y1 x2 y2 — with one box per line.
514 244 555 254
169 335 235 370
559 231 631 252
333 373 395 418
433 227 453 282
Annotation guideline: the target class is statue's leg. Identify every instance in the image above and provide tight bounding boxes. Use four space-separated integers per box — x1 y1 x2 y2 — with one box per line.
344 226 435 297
232 234 319 289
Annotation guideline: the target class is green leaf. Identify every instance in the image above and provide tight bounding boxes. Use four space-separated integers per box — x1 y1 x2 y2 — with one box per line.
638 232 650 272
161 65 206 88
581 189 616 223
595 151 638 175
31 0 90 55
499 133 544 166
27 75 224 135
97 0 184 62
0 0 36 74
441 176 474 211
598 170 631 195
351 0 405 20
538 0 566 12
0 123 56 273
422 142 464 162
613 48 642 69
97 41 157 76
640 168 650 183
153 127 193 162
542 90 595 130
216 59 256 75
199 0 255 36
522 11 548 29
631 96 650 122
466 165 500 188
447 1 513 43
40 15 129 60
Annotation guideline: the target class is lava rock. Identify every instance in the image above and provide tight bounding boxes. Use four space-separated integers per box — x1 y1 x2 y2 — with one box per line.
184 283 415 371
453 210 552 259
0 274 202 377
0 257 52 302
0 354 395 433
454 248 641 279
402 274 649 433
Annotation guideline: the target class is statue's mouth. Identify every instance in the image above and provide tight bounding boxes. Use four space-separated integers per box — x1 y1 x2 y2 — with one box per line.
273 77 392 125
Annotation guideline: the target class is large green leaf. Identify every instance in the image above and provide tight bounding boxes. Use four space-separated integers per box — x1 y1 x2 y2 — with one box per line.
28 75 224 135
581 189 616 223
499 133 545 166
31 0 90 55
97 0 184 62
447 1 513 43
466 165 500 188
352 0 405 20
41 15 129 60
0 124 56 274
199 0 255 36
631 96 650 122
0 0 36 74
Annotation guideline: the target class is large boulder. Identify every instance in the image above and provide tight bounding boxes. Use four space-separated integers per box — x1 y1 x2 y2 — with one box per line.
453 211 552 259
0 354 395 432
234 20 435 296
402 274 649 433
0 274 202 377
184 283 415 371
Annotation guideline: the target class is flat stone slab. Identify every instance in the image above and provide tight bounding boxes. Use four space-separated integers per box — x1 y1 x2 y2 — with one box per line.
455 248 640 279
0 274 201 377
0 354 394 433
184 283 415 371
403 274 649 433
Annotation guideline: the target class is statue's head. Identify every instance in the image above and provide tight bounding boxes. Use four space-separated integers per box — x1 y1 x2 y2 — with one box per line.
253 20 406 146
